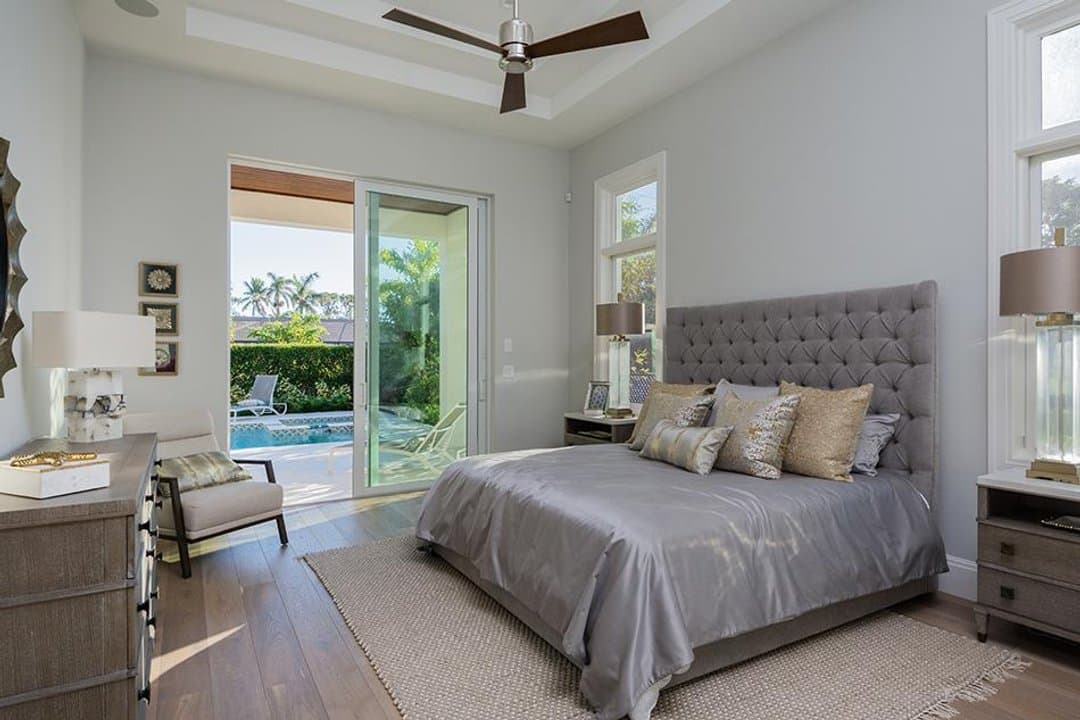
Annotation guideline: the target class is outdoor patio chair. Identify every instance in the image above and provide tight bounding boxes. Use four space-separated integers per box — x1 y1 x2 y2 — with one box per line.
230 374 287 418
326 402 468 475
124 410 288 579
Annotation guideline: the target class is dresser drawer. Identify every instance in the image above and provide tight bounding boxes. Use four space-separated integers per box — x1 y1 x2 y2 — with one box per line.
978 567 1080 634
978 522 1080 585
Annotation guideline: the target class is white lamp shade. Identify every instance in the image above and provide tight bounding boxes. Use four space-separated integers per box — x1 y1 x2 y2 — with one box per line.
32 311 156 369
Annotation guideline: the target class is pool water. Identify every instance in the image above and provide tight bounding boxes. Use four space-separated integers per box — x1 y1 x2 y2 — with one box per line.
230 411 430 450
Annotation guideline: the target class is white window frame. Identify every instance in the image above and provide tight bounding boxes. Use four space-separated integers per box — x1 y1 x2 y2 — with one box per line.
988 0 1080 472
593 152 667 381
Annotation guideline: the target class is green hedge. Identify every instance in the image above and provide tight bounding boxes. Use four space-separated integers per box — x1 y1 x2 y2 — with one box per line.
230 344 353 414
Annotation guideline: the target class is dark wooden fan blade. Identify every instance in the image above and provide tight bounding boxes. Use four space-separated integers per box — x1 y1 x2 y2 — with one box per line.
383 9 504 55
500 73 527 114
529 11 649 59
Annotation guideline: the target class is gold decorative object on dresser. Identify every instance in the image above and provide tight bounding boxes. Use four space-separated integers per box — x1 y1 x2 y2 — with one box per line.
974 468 1080 645
0 434 159 719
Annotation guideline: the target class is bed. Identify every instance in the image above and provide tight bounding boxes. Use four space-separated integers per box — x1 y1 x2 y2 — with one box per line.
415 281 947 720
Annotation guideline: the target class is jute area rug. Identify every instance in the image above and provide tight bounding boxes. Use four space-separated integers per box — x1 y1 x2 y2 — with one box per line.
305 537 1027 720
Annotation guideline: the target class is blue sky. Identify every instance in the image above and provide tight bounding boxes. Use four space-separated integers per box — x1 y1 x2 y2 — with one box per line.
231 221 354 296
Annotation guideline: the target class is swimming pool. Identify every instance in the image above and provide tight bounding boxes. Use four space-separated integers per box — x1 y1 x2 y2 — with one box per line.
229 411 430 450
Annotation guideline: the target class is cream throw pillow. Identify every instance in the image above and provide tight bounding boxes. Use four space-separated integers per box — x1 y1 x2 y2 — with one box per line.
629 391 715 451
779 382 873 482
627 381 720 448
640 420 734 475
712 394 800 479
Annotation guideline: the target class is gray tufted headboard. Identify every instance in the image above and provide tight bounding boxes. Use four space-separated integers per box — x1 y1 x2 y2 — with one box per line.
665 281 937 503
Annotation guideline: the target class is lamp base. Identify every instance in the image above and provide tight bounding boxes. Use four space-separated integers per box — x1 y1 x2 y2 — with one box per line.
1026 459 1080 485
64 369 127 444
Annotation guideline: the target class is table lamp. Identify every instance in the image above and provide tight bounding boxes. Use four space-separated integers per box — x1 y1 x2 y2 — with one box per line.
596 296 644 418
32 311 156 443
1000 227 1080 483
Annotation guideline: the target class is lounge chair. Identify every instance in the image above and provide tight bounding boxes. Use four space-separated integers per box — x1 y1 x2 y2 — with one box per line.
230 374 287 417
327 402 467 475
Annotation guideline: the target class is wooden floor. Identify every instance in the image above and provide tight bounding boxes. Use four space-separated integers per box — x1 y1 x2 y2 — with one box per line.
148 495 1080 720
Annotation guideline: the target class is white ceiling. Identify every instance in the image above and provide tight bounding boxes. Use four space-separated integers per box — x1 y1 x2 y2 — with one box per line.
74 0 847 148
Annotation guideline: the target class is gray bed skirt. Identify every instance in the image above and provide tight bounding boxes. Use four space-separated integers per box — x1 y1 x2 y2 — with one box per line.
430 542 936 690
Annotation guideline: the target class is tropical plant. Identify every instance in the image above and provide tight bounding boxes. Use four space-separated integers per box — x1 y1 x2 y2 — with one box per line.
289 272 321 314
266 272 292 318
248 313 327 344
237 276 272 316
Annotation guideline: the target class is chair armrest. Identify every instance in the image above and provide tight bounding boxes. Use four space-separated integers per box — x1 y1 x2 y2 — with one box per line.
233 458 278 484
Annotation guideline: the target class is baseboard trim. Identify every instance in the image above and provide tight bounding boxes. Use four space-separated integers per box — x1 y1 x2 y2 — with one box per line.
938 554 977 601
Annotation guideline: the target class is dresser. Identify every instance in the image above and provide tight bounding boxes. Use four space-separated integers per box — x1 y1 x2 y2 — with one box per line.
0 434 159 719
564 412 637 446
974 469 1080 645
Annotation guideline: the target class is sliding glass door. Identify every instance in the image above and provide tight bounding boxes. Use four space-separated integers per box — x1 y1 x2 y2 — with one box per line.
354 184 486 493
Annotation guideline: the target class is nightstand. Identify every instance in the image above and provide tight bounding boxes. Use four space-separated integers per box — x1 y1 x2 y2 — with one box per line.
974 468 1080 645
564 412 637 446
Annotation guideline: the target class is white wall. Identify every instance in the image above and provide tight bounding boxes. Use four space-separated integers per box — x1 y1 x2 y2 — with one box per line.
0 0 84 454
82 55 569 453
569 0 996 565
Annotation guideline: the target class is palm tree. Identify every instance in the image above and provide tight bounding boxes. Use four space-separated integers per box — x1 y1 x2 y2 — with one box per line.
316 292 342 319
289 272 321 314
266 272 292 318
238 277 272 317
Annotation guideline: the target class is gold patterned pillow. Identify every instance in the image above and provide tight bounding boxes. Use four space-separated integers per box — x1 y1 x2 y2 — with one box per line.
712 394 801 479
779 382 873 482
640 420 734 475
628 386 717 450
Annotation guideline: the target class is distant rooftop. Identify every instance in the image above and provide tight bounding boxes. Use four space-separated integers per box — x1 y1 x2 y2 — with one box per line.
232 316 354 345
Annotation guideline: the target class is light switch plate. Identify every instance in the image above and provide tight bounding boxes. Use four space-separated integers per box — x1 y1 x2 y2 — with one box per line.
504 338 513 353
502 365 515 379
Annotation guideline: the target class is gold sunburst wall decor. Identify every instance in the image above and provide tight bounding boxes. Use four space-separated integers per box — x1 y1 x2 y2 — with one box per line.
0 137 28 399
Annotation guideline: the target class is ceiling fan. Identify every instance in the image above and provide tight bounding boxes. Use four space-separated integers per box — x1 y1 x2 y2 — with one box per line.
382 1 650 114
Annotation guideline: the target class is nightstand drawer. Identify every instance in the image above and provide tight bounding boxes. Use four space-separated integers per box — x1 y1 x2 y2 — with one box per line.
977 567 1080 634
978 522 1080 585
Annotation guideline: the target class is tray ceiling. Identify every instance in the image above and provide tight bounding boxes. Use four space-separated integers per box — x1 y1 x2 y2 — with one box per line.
74 0 847 148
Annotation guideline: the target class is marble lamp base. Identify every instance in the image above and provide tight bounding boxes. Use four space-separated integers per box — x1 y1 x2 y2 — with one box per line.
64 369 127 443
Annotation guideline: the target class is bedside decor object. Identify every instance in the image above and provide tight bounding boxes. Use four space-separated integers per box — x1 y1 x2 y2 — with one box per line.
596 296 644 418
564 411 637 445
584 380 610 415
141 340 178 376
0 137 28 399
0 452 109 498
32 310 156 442
139 261 178 296
1000 227 1080 484
1040 515 1080 533
139 301 178 335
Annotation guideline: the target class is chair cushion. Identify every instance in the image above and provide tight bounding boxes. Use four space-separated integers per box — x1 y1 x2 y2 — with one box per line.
158 480 283 538
157 451 251 497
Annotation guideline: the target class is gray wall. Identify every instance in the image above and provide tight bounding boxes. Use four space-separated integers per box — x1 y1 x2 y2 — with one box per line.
82 55 570 453
569 0 996 562
0 0 84 454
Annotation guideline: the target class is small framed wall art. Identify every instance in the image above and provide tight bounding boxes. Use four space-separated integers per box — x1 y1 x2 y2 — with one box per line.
584 381 610 416
140 342 178 376
139 262 179 297
139 302 178 336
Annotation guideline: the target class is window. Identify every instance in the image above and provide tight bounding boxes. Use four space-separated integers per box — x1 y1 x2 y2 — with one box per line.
989 2 1080 471
595 153 666 388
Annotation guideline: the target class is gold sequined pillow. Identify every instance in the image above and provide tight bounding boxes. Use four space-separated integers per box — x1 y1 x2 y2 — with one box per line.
628 381 720 448
779 382 873 482
629 392 715 451
640 420 734 475
712 394 801 479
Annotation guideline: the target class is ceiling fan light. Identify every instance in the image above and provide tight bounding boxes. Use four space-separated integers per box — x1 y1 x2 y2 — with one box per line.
115 0 159 18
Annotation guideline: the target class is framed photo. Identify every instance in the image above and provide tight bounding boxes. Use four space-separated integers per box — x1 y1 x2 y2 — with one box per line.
139 342 178 376
584 381 610 415
139 302 178 336
139 262 179 297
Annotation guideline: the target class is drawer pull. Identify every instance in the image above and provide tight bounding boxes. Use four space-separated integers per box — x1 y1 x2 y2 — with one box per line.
147 615 156 628
138 685 151 702
154 499 163 509
137 599 151 613
1000 585 1015 601
999 542 1015 557
146 549 162 560
138 520 151 532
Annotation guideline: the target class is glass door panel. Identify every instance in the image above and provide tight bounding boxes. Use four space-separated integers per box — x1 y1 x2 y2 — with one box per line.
366 191 470 487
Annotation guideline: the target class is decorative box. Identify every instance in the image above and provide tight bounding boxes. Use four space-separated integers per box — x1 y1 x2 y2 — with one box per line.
0 458 111 499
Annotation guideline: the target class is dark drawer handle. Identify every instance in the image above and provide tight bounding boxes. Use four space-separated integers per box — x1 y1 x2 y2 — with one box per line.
146 549 162 560
999 542 1015 557
147 615 156 628
138 685 151 703
138 520 151 532
1000 585 1015 601
137 599 151 613
154 499 163 509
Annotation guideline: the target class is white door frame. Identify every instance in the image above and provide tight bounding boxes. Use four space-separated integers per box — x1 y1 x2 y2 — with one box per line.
353 180 490 498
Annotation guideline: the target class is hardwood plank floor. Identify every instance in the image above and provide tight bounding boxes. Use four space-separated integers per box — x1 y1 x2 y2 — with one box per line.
150 494 1080 720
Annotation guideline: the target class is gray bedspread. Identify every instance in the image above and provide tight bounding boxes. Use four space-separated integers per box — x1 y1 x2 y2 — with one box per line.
415 444 948 720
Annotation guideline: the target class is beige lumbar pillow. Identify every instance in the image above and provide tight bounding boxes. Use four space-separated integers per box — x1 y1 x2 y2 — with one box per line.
712 394 801 479
640 419 734 475
628 391 715 451
627 381 720 448
779 381 873 482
